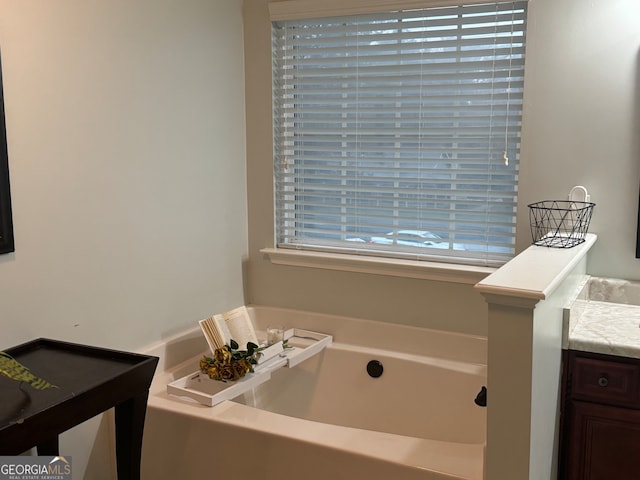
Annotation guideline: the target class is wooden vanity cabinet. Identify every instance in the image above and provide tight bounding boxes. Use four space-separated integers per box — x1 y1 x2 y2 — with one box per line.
560 350 640 480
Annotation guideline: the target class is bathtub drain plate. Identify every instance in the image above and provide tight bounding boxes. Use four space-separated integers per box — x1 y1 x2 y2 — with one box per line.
367 360 384 378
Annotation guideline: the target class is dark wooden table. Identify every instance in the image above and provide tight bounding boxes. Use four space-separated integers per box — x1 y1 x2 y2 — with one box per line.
0 338 158 480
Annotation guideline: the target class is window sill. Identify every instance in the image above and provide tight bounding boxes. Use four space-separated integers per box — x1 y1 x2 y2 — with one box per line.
260 247 496 285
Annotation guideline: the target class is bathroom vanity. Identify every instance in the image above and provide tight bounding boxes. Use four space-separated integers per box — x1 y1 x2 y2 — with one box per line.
560 278 640 480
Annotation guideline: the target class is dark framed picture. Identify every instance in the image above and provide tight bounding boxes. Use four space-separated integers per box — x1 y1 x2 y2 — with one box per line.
0 50 14 254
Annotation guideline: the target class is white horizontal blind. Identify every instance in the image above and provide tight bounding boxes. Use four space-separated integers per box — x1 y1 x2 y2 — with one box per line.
273 2 527 267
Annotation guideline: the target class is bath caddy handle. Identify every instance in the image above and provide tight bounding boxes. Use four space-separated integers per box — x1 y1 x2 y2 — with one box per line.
167 328 333 407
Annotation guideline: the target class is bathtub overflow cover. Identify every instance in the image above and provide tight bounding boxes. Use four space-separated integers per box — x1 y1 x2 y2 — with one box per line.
367 360 384 378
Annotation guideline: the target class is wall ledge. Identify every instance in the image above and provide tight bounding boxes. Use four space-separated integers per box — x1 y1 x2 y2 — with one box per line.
474 234 597 307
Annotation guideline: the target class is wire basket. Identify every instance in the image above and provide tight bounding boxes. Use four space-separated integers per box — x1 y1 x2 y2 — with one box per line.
528 200 595 248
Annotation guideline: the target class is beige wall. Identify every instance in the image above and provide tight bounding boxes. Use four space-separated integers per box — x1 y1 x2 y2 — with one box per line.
0 1 246 477
244 0 640 337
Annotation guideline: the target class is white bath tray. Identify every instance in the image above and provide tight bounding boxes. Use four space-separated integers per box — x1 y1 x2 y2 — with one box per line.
167 328 332 407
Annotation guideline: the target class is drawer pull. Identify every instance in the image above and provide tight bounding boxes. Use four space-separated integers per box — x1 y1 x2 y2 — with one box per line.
598 376 609 387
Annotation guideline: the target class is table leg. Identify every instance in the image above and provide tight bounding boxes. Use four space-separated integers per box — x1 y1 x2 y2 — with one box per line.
114 392 150 480
36 436 59 456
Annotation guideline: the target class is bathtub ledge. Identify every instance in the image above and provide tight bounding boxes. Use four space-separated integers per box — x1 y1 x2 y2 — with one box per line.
148 376 485 480
212 401 485 480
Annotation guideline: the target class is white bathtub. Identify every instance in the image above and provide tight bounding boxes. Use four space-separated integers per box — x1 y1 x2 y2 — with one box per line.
141 306 487 480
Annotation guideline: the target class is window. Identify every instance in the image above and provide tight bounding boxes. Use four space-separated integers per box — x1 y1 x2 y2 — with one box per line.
272 1 527 267
0 51 13 255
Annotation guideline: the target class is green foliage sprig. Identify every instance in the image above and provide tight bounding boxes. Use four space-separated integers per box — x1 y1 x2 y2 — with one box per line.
0 352 57 390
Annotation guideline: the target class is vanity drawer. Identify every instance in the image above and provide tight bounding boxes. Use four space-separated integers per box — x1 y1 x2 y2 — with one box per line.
572 355 640 406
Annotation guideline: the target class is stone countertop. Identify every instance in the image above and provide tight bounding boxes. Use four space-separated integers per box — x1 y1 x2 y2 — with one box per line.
565 277 640 359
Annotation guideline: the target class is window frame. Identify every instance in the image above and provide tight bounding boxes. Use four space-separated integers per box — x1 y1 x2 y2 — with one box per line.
271 1 527 268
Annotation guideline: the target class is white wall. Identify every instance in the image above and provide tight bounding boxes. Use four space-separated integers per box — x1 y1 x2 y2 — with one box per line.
0 0 246 477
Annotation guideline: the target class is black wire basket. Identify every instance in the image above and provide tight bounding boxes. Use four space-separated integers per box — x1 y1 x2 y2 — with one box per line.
528 200 595 248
